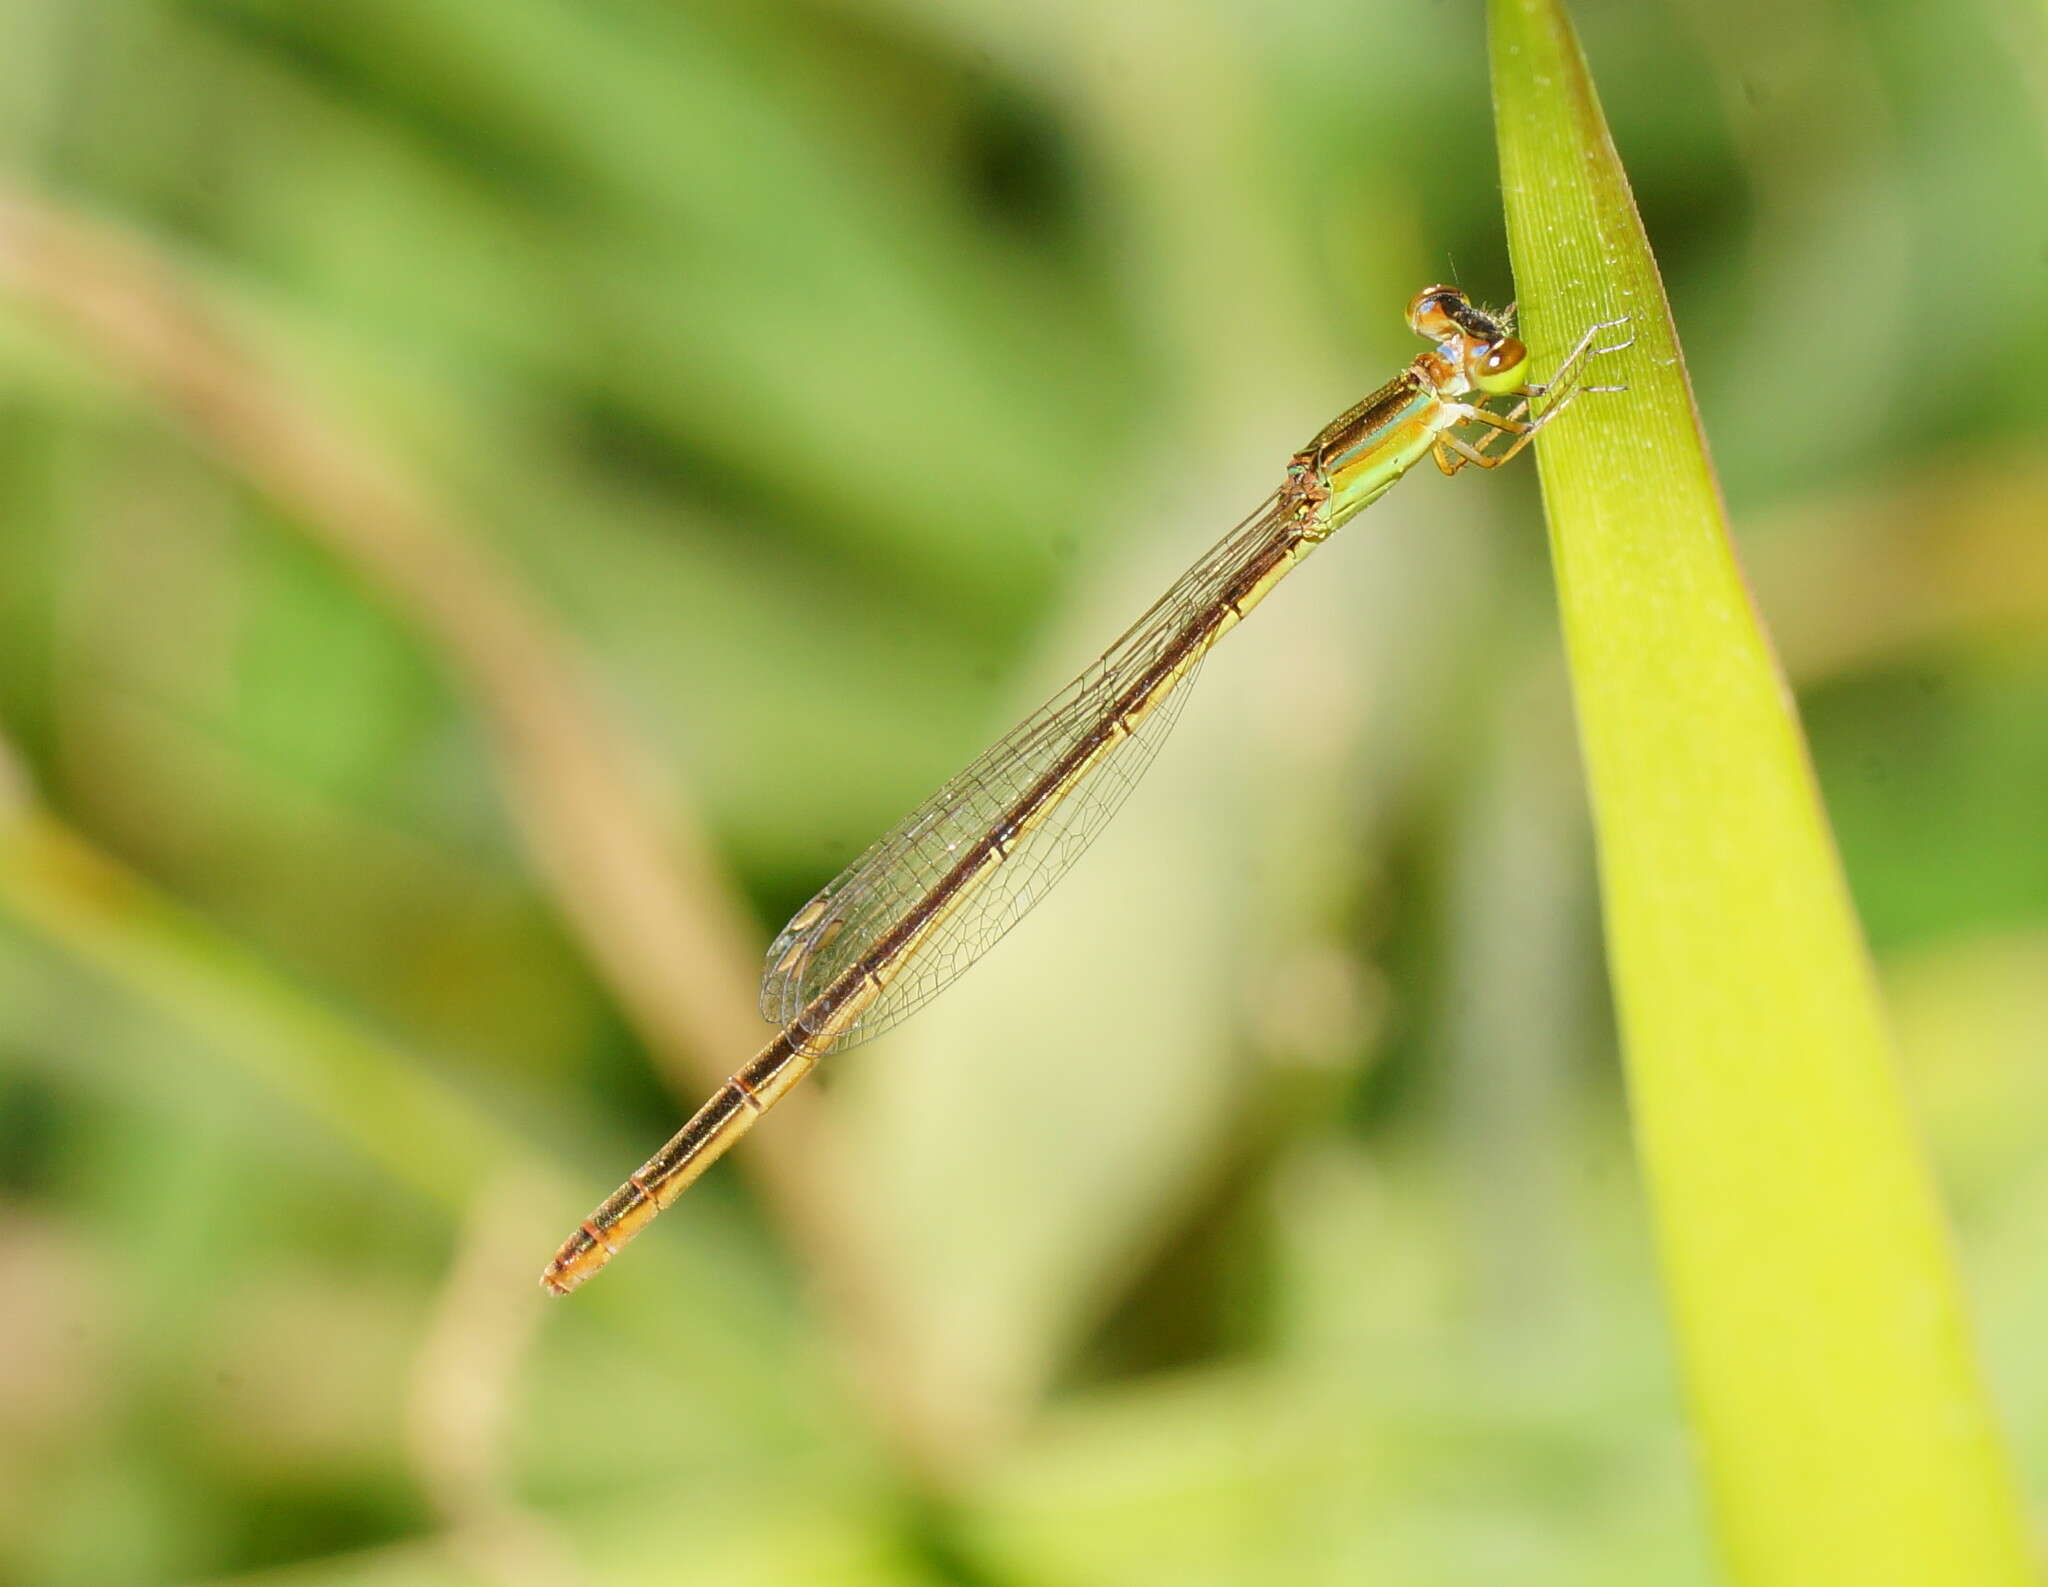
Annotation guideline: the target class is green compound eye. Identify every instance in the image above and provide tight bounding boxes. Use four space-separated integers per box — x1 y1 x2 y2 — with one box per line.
1471 336 1528 394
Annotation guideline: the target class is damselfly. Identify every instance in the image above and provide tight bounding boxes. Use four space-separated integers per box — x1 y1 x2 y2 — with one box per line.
543 286 1629 1294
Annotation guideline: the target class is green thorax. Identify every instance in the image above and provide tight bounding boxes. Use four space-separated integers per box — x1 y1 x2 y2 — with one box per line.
1299 365 1446 531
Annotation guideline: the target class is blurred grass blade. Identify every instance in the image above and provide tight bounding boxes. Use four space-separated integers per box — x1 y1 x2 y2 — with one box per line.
1487 3 2036 1584
0 800 523 1212
0 781 827 1441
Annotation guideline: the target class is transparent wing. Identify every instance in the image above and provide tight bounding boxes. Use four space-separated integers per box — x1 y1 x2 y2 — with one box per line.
760 489 1298 1052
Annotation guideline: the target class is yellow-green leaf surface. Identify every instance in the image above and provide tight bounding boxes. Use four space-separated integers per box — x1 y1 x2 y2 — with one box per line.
1488 2 2037 1584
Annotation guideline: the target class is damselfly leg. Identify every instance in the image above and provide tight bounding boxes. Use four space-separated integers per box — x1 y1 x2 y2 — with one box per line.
1433 314 1633 474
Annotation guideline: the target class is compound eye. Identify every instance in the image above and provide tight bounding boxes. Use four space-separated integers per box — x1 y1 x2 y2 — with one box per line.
1470 335 1529 394
1406 284 1466 340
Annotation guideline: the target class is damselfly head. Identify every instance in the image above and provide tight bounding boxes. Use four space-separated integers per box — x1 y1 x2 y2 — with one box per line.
1407 284 1527 394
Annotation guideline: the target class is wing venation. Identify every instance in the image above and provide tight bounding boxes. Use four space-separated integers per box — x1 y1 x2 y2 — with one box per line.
759 490 1295 1051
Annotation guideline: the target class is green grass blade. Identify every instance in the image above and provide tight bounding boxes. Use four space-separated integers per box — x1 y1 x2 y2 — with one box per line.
0 802 526 1212
1487 3 2038 1584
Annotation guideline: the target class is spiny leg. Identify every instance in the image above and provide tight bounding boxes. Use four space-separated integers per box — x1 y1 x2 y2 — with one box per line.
1437 376 1619 476
1536 314 1633 400
1435 428 1520 473
1430 392 1543 474
1433 400 1528 474
1442 318 1633 473
1441 348 1592 457
1496 314 1634 429
1460 403 1531 435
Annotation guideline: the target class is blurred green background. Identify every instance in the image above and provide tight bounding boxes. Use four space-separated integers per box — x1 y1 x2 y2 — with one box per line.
2 1 2046 1583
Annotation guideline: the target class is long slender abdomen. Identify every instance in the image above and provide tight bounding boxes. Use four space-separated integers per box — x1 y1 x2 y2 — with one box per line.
540 1038 816 1294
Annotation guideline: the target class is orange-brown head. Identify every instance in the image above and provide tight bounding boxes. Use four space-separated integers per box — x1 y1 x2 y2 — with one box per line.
1405 284 1529 395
